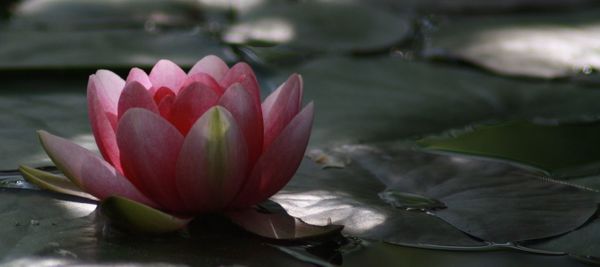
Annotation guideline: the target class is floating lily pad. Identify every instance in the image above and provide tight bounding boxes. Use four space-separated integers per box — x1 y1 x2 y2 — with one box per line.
419 120 600 177
274 160 488 248
373 0 597 13
9 0 203 30
426 10 600 79
0 188 317 266
0 86 92 170
0 30 228 70
272 56 600 147
525 215 600 263
344 145 598 242
276 145 597 245
342 240 590 267
223 2 411 52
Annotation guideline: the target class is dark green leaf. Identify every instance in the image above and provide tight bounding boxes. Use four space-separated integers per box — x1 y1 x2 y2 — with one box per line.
426 9 600 79
223 2 411 52
418 120 600 176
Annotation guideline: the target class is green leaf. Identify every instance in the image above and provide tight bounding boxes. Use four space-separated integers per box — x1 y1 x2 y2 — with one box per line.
223 2 411 52
275 144 598 245
18 165 95 200
426 9 600 79
226 206 343 241
525 215 600 263
342 240 590 267
271 56 600 148
0 30 228 70
0 188 317 266
418 120 600 176
99 196 191 234
378 191 446 210
274 160 489 248
9 0 203 30
372 0 595 13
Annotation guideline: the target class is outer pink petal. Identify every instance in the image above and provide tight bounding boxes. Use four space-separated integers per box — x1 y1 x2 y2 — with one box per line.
87 75 123 171
262 74 303 150
117 81 159 119
149 59 187 94
188 55 229 81
219 83 263 168
181 73 225 95
232 103 314 207
176 106 248 213
117 108 185 213
90 70 125 115
126 67 152 89
219 62 262 113
38 130 157 208
170 82 219 135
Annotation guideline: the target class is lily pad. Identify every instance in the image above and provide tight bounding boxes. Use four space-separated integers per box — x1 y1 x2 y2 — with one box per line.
0 86 92 170
342 144 598 242
9 0 203 30
0 188 318 266
0 30 228 70
277 145 597 245
525 215 600 263
343 240 590 267
223 2 411 52
419 120 600 177
374 0 597 13
274 160 488 248
272 56 600 147
426 10 600 79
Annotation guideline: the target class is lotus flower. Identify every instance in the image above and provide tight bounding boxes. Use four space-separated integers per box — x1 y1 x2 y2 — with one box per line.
22 55 314 231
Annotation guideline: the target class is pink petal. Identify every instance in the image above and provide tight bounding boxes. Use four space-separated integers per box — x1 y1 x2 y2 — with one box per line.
232 103 314 207
126 68 152 89
117 81 159 119
87 77 122 171
181 73 224 95
189 55 229 81
219 83 263 167
38 130 157 208
158 94 175 119
90 70 125 115
117 108 185 212
262 74 303 150
153 87 175 104
170 82 219 135
149 59 187 93
176 106 248 213
220 62 262 113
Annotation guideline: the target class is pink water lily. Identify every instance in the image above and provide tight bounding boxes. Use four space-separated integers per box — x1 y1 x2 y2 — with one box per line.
29 56 314 224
